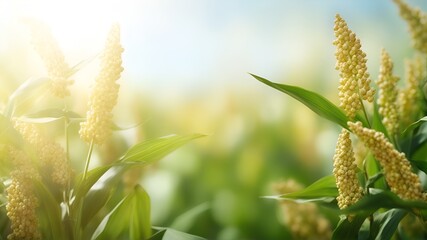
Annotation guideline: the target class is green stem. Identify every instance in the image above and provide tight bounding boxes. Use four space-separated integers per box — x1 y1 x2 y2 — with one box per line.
82 139 95 181
359 97 371 128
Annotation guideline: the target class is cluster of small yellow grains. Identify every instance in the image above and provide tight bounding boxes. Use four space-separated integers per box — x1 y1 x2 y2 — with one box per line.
274 180 331 240
332 129 363 209
26 20 73 98
6 147 41 240
393 0 427 54
79 24 124 145
399 56 426 127
348 121 424 200
333 14 375 119
13 121 71 187
376 49 399 136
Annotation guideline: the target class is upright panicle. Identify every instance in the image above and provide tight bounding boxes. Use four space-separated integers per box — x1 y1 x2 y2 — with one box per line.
332 129 363 209
79 24 124 145
399 56 426 127
393 0 427 54
376 49 399 137
26 19 73 98
333 14 375 120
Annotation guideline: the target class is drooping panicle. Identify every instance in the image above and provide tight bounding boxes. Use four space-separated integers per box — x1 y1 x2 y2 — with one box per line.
348 121 425 200
393 0 427 54
332 129 363 209
79 24 124 145
26 19 73 98
376 49 399 136
333 14 375 119
6 147 41 240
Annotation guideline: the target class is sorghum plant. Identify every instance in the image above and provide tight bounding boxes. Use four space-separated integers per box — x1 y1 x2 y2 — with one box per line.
255 0 427 238
0 20 205 239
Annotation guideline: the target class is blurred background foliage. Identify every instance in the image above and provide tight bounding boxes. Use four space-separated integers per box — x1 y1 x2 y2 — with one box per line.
1 0 427 239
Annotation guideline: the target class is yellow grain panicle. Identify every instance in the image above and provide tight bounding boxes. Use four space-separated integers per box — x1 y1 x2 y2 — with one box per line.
332 129 363 209
13 121 71 187
393 0 427 54
6 147 41 240
376 49 399 136
26 19 73 98
399 56 426 127
274 180 331 240
333 14 375 119
348 121 425 200
79 24 124 145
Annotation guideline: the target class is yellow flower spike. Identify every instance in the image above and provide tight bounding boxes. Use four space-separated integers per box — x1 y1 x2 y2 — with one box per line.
333 14 375 120
13 121 71 187
79 24 124 145
399 56 426 128
393 0 427 54
6 147 41 240
348 121 424 200
332 129 363 209
26 19 73 98
377 49 399 137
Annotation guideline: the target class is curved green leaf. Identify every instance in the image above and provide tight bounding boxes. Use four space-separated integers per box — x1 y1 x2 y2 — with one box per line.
120 134 205 163
332 215 367 240
19 108 83 124
170 202 210 232
152 227 206 240
251 73 350 128
91 185 151 240
5 77 50 118
403 116 427 134
34 180 64 240
372 209 407 240
344 190 427 214
264 175 338 203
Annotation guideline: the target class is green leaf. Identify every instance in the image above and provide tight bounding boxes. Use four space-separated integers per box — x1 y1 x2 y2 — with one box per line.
80 134 204 228
67 53 100 77
371 209 407 240
5 77 50 118
152 227 206 240
332 215 367 240
403 116 427 134
73 165 112 204
344 190 427 214
148 229 167 240
34 180 64 240
365 172 384 189
91 185 151 240
120 134 205 163
19 108 83 124
251 73 350 129
81 166 125 227
372 102 389 139
264 175 338 203
170 202 210 232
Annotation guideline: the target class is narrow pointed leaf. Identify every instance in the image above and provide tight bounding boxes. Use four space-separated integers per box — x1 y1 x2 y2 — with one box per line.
34 180 64 240
91 185 151 240
5 77 50 118
120 134 205 163
371 209 407 240
170 202 210 232
344 190 427 214
403 116 427 134
332 215 367 240
251 73 350 128
19 108 83 124
152 227 206 240
264 175 337 203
